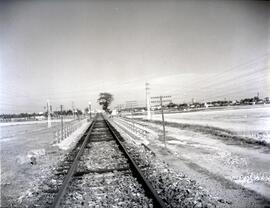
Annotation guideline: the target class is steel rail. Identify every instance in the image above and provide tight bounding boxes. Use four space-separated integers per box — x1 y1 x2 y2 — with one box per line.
105 118 166 208
50 118 96 208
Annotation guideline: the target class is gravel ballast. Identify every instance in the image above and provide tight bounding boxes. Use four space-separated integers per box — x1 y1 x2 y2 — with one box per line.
111 119 219 207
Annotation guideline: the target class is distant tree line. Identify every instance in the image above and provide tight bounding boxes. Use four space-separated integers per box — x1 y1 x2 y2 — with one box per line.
53 109 82 117
0 113 38 119
118 96 270 113
167 96 270 110
166 96 269 110
0 108 83 120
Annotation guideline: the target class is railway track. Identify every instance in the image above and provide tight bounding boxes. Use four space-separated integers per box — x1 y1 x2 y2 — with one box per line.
38 114 165 208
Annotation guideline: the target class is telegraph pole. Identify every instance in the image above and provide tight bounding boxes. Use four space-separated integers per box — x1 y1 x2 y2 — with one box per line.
72 101 75 119
160 96 166 148
47 100 51 128
60 105 63 141
146 82 151 120
151 95 171 148
88 101 92 120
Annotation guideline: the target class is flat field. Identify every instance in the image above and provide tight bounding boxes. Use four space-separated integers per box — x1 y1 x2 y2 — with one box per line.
134 105 270 144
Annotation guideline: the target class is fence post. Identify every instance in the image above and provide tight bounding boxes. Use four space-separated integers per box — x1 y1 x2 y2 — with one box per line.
60 105 63 141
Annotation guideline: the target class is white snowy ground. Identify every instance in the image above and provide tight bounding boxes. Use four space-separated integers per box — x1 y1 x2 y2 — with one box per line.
112 116 270 207
132 105 270 144
0 118 73 127
0 118 90 207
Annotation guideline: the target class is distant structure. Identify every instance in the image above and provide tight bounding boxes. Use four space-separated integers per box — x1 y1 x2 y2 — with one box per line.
111 109 118 116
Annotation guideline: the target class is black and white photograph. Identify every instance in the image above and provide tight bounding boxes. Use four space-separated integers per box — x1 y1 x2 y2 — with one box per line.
0 0 270 207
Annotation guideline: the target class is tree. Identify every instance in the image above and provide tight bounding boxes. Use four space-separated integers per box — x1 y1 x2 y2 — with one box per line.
66 109 73 115
167 102 177 108
84 107 89 114
97 92 113 112
76 109 83 115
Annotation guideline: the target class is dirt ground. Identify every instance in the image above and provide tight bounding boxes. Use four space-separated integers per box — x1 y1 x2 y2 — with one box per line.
112 118 270 208
0 120 88 207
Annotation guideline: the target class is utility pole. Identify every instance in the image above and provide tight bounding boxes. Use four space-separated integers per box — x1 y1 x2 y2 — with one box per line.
88 101 92 120
47 100 51 128
60 105 63 141
72 101 75 119
160 96 166 148
146 82 151 120
151 95 171 148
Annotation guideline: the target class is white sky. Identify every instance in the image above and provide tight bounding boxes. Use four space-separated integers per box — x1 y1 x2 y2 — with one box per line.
0 0 269 113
